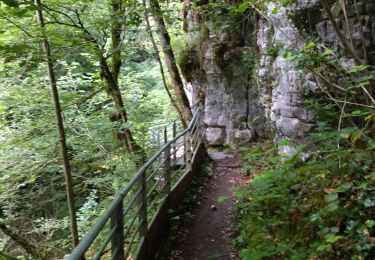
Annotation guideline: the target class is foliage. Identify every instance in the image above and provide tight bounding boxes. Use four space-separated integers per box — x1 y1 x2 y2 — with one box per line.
0 0 179 257
236 131 375 259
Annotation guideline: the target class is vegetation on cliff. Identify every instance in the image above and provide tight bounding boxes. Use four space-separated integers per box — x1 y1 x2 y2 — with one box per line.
234 1 375 259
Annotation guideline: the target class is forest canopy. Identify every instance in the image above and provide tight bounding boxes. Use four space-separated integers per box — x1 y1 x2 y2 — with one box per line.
0 0 187 257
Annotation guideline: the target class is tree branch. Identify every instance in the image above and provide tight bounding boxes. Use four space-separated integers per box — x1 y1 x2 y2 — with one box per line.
0 222 40 259
0 251 18 260
0 13 35 38
321 0 364 65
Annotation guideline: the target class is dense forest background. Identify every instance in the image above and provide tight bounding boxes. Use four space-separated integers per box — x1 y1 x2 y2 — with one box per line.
1 0 375 259
0 0 185 258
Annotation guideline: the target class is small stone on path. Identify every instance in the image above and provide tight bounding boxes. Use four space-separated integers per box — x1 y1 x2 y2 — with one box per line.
208 152 234 161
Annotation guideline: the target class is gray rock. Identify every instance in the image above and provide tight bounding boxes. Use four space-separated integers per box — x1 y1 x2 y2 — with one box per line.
204 127 225 146
208 152 234 161
234 129 253 146
186 0 374 152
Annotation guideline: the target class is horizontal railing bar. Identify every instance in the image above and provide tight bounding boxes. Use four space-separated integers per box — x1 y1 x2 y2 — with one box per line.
147 195 164 214
123 204 143 240
171 170 185 182
171 164 186 178
146 160 165 183
193 140 202 155
170 156 185 168
123 189 141 217
124 220 144 259
169 141 187 157
191 137 199 150
171 169 190 190
149 119 182 132
93 225 118 260
68 197 123 259
146 177 163 199
191 128 199 137
190 118 199 133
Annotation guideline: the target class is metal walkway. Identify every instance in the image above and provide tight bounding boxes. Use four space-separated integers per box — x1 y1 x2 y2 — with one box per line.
68 105 204 260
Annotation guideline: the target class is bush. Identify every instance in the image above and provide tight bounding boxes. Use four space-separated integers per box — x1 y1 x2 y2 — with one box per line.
235 128 375 259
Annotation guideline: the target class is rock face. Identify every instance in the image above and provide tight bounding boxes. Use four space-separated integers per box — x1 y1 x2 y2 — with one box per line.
262 3 315 153
183 0 375 151
201 42 250 145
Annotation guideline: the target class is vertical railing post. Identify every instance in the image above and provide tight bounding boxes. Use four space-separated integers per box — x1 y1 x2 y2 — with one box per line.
138 170 148 241
164 127 171 195
172 121 177 162
184 133 192 171
111 202 125 260
157 132 160 147
164 126 167 144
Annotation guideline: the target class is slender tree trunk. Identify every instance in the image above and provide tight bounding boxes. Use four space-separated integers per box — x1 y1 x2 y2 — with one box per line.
0 251 18 260
141 0 184 123
149 0 192 128
74 0 144 159
321 0 364 65
34 0 79 247
100 56 138 153
98 0 146 163
182 0 190 32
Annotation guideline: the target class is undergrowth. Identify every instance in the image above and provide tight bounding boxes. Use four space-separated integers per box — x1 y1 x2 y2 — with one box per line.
235 128 375 259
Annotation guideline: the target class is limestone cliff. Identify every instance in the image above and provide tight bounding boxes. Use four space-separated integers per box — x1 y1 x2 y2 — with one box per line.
180 0 375 151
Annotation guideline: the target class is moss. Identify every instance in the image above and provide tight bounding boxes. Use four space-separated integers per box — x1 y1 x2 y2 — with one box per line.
178 46 200 82
176 25 210 82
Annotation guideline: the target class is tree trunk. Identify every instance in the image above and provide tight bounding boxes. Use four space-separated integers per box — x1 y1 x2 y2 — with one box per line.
0 251 18 260
149 0 193 128
96 0 146 163
141 0 184 123
0 222 39 259
34 0 79 248
182 0 190 32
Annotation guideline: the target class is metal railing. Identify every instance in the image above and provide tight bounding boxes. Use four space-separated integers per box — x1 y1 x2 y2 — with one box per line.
68 104 203 260
147 120 183 149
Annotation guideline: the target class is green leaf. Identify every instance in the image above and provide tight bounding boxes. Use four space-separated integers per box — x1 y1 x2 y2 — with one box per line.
317 244 332 252
236 2 250 14
304 41 316 50
278 139 295 147
365 220 375 228
321 49 334 57
283 50 296 61
217 196 229 203
0 0 19 7
324 193 338 203
271 7 280 14
336 182 352 192
348 65 368 73
326 235 343 243
364 198 375 208
309 213 320 222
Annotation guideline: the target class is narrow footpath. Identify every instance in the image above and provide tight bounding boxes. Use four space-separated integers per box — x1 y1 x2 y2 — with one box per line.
169 152 249 260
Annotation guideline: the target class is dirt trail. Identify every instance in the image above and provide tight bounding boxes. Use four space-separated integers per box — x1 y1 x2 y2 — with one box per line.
169 152 248 260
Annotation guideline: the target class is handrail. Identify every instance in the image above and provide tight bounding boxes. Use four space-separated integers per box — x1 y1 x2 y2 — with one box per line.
68 104 202 260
